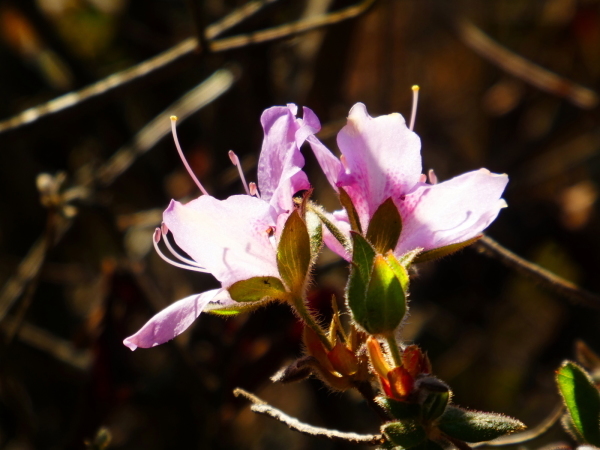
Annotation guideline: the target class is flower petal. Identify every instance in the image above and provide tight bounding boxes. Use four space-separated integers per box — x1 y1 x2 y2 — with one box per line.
257 105 311 212
396 169 508 254
337 103 422 225
163 195 280 287
123 289 230 350
322 209 352 261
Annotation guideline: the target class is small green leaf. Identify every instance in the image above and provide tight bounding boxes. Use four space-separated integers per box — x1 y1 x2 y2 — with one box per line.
346 232 376 331
376 396 421 420
277 210 311 294
228 276 287 302
438 407 526 442
382 419 427 448
339 186 363 234
397 248 423 268
363 254 406 334
414 236 482 263
366 198 402 254
421 390 450 422
557 361 600 446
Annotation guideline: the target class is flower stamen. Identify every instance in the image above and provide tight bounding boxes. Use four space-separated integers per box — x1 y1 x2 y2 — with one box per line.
153 227 208 273
428 169 438 185
409 85 420 131
228 150 250 195
170 116 209 196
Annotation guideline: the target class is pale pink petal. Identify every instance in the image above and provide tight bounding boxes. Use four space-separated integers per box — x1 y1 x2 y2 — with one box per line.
396 169 509 254
163 195 280 287
322 209 352 261
336 103 422 221
307 134 343 193
257 105 310 212
123 289 230 350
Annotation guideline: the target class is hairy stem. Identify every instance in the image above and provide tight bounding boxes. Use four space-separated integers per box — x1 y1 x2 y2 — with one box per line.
291 295 332 351
385 334 403 367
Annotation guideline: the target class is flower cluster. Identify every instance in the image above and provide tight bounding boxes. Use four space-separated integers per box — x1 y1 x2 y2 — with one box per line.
124 102 508 351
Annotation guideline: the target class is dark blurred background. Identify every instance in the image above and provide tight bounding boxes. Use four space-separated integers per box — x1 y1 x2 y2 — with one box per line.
0 0 600 448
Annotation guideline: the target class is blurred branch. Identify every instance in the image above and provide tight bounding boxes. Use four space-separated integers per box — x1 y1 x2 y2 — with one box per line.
0 0 375 134
233 388 385 445
455 18 598 109
209 0 376 52
474 236 600 310
96 68 237 186
473 402 563 447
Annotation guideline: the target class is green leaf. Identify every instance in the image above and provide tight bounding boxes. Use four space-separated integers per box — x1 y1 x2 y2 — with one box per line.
346 232 376 331
438 407 526 442
376 396 421 420
397 248 423 268
366 198 402 254
414 236 482 263
339 186 363 234
363 254 406 335
228 276 287 302
277 210 311 294
382 419 427 448
557 361 600 446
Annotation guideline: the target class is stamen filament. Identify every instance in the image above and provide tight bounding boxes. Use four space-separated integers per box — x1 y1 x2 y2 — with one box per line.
153 228 209 273
228 150 250 195
161 227 206 268
170 116 209 196
409 85 420 131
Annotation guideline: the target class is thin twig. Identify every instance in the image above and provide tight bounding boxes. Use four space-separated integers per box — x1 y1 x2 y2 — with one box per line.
473 402 563 447
209 0 376 52
0 0 375 134
186 0 208 52
474 235 600 310
206 0 282 40
454 18 598 109
233 388 385 445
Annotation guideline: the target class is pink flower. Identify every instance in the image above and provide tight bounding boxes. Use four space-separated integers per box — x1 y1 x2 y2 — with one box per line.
307 103 508 259
124 105 317 350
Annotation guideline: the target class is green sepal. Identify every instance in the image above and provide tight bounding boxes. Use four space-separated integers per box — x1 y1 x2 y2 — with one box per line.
227 276 288 303
339 187 363 234
384 251 410 292
422 390 450 422
363 254 407 334
346 232 376 332
305 209 323 264
438 406 526 442
207 300 266 316
277 210 311 294
366 198 402 254
397 248 423 268
414 236 482 263
382 419 427 448
557 360 600 446
307 202 351 252
376 396 421 420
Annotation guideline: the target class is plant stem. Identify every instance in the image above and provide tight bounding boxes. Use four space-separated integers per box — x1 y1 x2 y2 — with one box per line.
291 295 332 351
385 334 402 367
